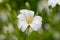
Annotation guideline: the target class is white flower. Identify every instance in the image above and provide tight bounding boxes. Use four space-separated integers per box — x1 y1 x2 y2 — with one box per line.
53 31 60 39
0 10 8 21
9 35 18 40
44 23 51 30
38 0 49 12
3 23 15 34
53 13 60 23
17 9 42 32
0 0 3 3
0 34 5 40
38 0 51 17
48 0 60 7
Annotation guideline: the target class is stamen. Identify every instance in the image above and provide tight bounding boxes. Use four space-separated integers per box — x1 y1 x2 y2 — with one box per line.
26 16 33 24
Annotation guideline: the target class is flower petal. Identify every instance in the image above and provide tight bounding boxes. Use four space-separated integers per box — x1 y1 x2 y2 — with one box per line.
57 0 60 5
30 20 42 31
30 24 41 31
48 0 57 7
33 16 42 21
20 9 34 17
18 20 22 29
17 14 26 21
51 1 57 7
48 0 52 6
18 20 28 32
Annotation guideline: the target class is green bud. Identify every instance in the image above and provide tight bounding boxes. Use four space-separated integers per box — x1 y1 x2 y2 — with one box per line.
25 2 31 9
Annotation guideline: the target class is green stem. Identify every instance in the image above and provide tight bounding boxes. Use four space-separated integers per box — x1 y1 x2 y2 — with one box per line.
5 32 9 40
15 25 22 40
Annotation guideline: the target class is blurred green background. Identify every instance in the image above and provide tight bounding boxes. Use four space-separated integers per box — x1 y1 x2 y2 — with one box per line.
0 0 60 40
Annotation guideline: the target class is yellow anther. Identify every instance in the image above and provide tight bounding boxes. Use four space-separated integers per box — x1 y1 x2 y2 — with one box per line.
26 16 33 24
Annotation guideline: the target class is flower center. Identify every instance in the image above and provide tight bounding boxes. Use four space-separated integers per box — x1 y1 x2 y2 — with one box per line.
26 16 33 24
